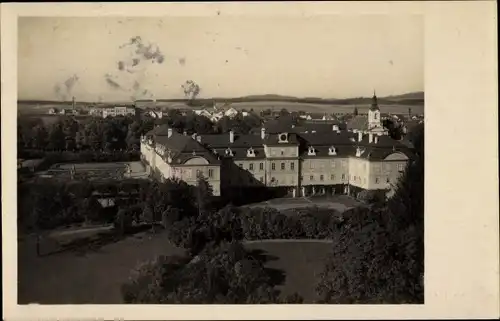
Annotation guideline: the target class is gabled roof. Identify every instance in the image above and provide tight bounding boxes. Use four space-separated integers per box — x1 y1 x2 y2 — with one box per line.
346 115 368 130
199 133 264 148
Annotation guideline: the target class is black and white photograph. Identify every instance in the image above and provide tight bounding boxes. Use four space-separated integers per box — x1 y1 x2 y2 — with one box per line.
15 13 425 305
2 2 498 319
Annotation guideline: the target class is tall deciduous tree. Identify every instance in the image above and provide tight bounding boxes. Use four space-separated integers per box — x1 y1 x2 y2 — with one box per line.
316 125 424 304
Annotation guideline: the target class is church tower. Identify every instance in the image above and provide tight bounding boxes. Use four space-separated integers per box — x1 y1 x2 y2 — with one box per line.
368 90 381 130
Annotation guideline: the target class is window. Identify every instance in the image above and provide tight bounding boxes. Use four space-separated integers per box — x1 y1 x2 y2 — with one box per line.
331 174 335 180
290 162 295 170
387 177 390 183
196 170 202 177
310 175 314 181
238 163 243 168
249 163 254 171
208 169 214 178
320 175 324 181
310 162 314 169
259 162 264 170
398 164 405 171
281 163 285 170
342 174 345 180
375 177 379 184
331 160 336 168
271 163 276 171
281 149 285 156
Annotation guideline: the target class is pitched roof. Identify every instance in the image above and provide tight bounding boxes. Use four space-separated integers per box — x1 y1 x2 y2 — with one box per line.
346 115 368 130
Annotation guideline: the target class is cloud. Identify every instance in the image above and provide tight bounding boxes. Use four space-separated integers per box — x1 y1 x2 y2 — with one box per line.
53 74 79 101
104 74 122 90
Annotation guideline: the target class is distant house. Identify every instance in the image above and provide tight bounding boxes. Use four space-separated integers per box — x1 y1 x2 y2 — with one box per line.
149 110 163 119
48 108 58 115
60 109 77 115
194 109 213 118
224 107 239 118
102 106 136 118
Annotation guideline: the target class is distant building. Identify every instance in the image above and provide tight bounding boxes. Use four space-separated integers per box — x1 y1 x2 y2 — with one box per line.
141 117 412 199
102 106 136 118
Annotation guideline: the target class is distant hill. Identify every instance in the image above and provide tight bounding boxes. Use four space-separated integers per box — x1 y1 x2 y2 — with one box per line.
18 91 424 108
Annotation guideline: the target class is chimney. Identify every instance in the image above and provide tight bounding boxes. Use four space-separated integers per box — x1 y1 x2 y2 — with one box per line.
167 128 173 138
229 130 234 143
261 127 266 139
197 135 202 143
358 131 363 142
369 133 373 143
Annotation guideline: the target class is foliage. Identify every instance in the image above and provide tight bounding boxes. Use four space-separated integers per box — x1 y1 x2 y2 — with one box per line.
315 124 424 304
121 241 299 304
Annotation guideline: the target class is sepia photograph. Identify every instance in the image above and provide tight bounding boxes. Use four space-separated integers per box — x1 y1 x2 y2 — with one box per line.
2 2 498 320
16 14 424 305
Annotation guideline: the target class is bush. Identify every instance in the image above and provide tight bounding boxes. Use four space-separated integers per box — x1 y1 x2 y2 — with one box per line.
121 242 298 304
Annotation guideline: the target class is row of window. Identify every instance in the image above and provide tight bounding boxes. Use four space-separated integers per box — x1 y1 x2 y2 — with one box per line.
237 161 405 173
184 168 215 179
238 162 296 171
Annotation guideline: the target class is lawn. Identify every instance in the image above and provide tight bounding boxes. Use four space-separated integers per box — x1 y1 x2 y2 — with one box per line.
18 230 186 304
243 195 363 213
245 240 333 302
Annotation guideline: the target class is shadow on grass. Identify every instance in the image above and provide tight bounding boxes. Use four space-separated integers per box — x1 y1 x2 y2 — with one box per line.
248 249 286 287
39 224 157 257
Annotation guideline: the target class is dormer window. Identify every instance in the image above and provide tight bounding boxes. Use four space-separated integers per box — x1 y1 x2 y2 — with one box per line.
307 146 316 156
247 147 256 157
278 133 289 143
328 146 337 156
225 148 233 156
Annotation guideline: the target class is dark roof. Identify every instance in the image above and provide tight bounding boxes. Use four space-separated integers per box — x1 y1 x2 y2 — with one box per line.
370 93 380 111
263 132 299 145
154 131 220 165
199 133 264 148
346 115 368 130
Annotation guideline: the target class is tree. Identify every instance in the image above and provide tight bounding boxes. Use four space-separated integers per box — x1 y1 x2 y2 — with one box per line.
182 80 201 106
315 125 424 303
195 173 214 216
353 107 359 116
121 241 286 304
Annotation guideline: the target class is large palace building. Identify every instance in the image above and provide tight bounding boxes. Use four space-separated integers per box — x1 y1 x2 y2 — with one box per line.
140 93 413 198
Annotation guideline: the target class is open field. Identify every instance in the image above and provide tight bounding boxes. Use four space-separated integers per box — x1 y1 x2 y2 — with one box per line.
18 230 186 304
243 195 363 213
18 228 333 304
227 101 424 115
18 99 424 117
245 240 333 302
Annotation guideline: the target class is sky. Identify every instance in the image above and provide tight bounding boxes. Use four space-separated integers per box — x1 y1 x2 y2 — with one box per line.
18 15 423 102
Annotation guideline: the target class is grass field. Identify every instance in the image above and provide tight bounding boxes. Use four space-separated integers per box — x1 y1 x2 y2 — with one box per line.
243 195 363 213
18 227 334 304
18 230 186 304
245 240 333 302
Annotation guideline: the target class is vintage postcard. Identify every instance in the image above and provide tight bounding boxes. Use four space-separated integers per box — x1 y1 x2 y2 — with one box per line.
1 2 498 320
